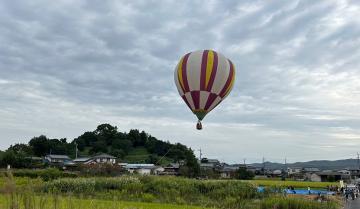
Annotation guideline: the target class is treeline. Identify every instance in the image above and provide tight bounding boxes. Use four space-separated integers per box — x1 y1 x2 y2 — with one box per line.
0 124 199 177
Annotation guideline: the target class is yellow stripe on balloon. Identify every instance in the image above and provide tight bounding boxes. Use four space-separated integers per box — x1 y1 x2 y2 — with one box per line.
177 56 185 91
205 50 214 89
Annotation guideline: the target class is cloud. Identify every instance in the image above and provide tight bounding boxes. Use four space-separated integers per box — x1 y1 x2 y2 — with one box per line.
0 0 360 163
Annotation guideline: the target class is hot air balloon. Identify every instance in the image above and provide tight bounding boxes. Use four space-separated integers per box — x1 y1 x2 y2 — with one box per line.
174 50 235 130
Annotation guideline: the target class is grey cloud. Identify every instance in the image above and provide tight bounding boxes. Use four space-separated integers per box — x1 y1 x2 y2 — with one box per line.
1 0 360 162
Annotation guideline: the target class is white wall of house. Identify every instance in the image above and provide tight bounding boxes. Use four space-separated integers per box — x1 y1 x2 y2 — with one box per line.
310 173 321 182
93 158 116 164
138 168 151 175
220 172 230 178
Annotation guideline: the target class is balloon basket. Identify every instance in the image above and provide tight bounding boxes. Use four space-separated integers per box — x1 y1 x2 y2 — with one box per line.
196 121 202 130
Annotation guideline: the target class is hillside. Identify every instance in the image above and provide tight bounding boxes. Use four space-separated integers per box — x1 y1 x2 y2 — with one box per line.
0 124 199 175
250 159 360 170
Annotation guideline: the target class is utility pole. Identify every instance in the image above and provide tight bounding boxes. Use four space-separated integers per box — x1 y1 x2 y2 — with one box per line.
198 148 203 178
198 148 202 162
284 157 287 179
75 142 78 159
262 157 265 176
243 158 246 166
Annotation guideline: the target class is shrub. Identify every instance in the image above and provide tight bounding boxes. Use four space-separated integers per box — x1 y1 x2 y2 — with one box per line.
9 168 77 181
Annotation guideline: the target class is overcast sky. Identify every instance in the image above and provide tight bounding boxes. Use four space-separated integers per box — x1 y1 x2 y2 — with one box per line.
1 0 360 163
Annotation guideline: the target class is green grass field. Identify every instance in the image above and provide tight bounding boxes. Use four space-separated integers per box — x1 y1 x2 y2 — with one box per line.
0 194 209 209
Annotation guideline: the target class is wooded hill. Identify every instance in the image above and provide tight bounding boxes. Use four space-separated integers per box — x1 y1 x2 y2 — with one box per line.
0 124 199 175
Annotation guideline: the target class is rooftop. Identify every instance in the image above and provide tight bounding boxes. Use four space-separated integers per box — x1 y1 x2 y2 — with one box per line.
46 154 70 159
92 153 116 159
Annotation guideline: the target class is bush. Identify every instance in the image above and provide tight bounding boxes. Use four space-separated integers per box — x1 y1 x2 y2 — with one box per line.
9 168 77 181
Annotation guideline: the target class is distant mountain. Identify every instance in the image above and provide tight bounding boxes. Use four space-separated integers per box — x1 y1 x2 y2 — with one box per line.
249 159 360 170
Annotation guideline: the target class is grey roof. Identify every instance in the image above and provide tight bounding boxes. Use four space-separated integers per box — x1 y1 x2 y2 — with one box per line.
92 153 116 159
317 171 347 176
25 156 42 160
125 164 156 169
221 166 239 172
169 163 180 168
46 154 70 159
74 157 91 162
207 159 220 163
200 163 216 168
303 168 320 172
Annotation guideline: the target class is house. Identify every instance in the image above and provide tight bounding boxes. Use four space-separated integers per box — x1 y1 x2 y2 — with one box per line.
44 154 71 164
220 165 239 179
124 164 157 175
78 154 116 165
338 169 351 175
162 163 180 175
303 167 320 173
74 154 116 165
200 158 221 170
305 173 322 182
287 167 302 175
73 157 91 164
272 169 282 176
246 165 257 173
347 168 360 179
317 171 350 182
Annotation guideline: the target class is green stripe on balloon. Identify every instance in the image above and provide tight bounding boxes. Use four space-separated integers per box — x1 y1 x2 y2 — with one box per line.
193 110 208 121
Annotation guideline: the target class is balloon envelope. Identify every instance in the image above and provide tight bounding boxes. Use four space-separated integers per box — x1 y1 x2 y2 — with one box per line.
174 50 235 122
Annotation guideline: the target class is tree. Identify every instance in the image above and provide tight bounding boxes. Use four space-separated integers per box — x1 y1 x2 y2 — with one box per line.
74 131 97 150
128 129 141 146
112 139 132 153
235 167 255 180
48 139 67 154
183 150 200 177
0 150 27 168
110 149 126 159
94 124 117 145
89 140 107 154
146 154 160 164
29 135 49 156
8 143 33 156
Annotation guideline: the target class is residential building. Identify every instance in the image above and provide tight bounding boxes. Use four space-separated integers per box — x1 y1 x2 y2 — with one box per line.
124 164 157 175
74 154 116 165
44 154 71 164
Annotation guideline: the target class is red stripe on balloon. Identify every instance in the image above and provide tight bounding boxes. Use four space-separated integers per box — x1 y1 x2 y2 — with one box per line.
181 53 191 92
200 50 208 90
219 60 234 98
204 93 218 111
206 51 218 91
191 91 200 110
182 95 191 110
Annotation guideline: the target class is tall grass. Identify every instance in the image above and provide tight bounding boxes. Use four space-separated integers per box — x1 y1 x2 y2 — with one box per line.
0 173 341 209
41 176 258 207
